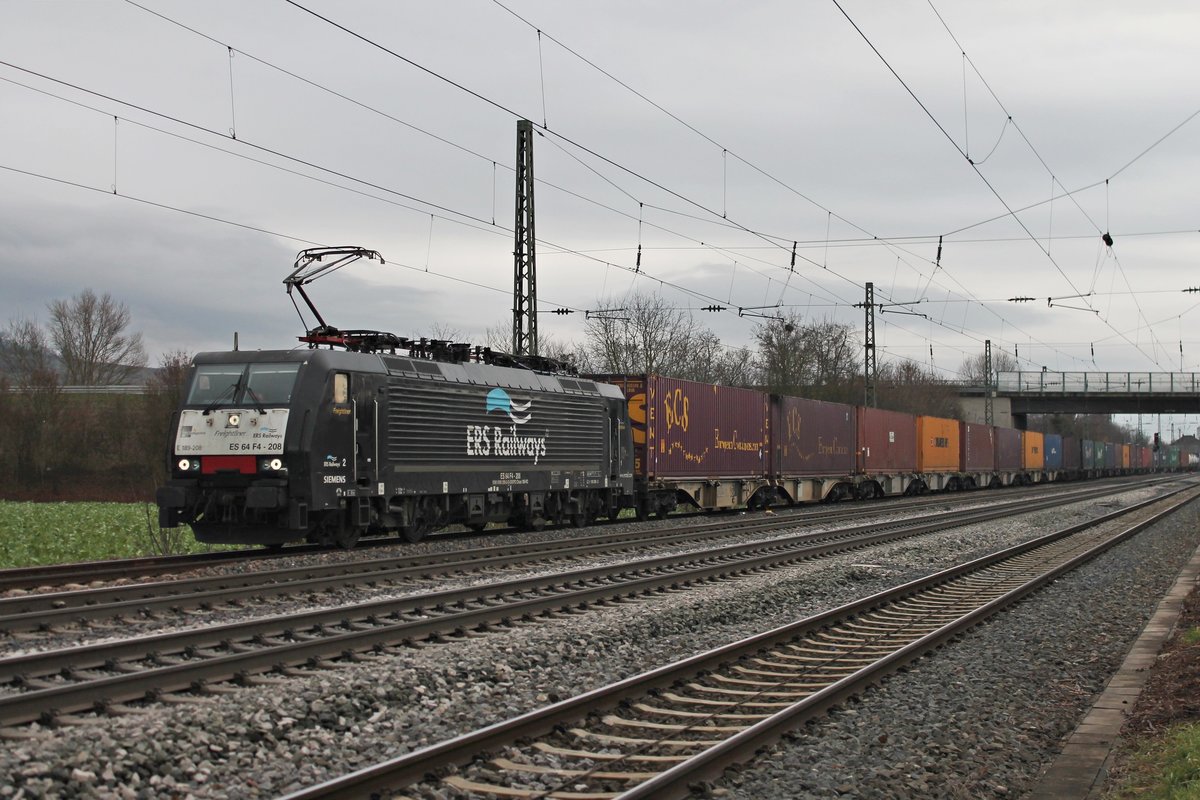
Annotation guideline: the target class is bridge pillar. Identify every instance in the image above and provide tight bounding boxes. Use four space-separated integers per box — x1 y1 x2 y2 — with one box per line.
959 396 1013 427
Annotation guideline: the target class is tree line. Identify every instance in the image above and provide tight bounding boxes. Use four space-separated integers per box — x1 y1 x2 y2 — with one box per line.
0 288 1140 502
0 290 189 500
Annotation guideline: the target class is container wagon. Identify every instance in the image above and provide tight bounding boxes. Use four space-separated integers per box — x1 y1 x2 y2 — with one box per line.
771 395 858 502
917 415 962 489
960 421 996 489
590 374 770 516
856 407 919 496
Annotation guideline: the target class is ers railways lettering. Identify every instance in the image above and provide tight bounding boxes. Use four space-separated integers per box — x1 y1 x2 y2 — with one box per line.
465 387 549 464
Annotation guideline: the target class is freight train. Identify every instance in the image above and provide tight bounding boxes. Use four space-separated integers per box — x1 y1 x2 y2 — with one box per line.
156 339 1183 548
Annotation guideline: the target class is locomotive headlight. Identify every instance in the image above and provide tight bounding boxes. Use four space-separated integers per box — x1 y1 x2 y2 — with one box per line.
227 413 241 427
269 458 283 471
259 457 286 472
178 458 191 471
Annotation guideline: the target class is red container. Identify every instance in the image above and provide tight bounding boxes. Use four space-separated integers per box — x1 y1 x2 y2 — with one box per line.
590 375 769 479
917 416 961 472
960 421 995 471
995 426 1022 471
772 396 856 476
856 407 917 474
1062 436 1081 471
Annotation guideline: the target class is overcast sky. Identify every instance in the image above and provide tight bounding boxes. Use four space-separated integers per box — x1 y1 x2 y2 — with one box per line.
3 1 1199 430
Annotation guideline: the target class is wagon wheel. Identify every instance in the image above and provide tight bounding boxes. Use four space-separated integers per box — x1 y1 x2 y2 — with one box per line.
400 500 434 543
465 522 488 533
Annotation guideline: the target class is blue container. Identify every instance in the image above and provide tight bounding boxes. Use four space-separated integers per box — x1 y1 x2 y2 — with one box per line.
1044 434 1063 471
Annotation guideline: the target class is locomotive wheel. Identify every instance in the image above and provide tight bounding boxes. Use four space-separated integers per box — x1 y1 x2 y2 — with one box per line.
465 522 488 533
400 519 429 543
334 527 360 550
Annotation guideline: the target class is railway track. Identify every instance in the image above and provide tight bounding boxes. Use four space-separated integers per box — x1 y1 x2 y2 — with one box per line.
0 480 1160 634
0 480 1174 729
0 476 1154 594
277 483 1200 800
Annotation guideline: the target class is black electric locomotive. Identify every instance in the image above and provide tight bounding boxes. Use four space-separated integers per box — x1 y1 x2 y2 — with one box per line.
158 246 634 547
157 345 635 547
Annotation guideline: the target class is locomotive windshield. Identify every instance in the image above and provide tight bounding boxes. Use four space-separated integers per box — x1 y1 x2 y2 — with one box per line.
186 363 301 407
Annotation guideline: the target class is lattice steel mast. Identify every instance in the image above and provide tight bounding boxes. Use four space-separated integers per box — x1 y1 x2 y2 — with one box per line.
512 119 537 356
860 282 877 407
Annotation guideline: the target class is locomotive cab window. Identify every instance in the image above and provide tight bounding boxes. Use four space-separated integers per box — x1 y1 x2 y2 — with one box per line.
333 373 349 404
186 363 301 407
245 364 301 405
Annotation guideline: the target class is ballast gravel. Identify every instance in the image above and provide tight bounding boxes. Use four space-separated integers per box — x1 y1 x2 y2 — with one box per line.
0 480 1196 799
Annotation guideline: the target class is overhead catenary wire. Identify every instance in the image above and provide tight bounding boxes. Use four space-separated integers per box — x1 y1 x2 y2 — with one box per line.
482 0 1137 372
119 0 1140 372
834 0 1173 370
5 5 1190 377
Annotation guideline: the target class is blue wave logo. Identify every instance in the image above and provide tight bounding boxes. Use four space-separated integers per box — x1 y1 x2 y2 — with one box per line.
485 387 533 425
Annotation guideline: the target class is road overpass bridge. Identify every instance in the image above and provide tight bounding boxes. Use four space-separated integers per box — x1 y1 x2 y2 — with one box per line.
958 371 1200 428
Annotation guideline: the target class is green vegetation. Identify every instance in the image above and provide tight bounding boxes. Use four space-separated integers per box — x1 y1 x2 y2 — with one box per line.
1181 628 1200 647
1108 723 1200 800
0 501 214 568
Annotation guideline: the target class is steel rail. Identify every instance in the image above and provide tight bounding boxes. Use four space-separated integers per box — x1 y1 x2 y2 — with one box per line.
273 484 1199 800
0 482 1166 727
0 476 1161 595
0 480 1143 633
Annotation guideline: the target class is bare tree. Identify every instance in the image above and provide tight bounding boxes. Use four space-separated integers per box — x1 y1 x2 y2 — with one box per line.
957 348 1018 385
139 350 193 488
754 313 860 402
876 360 961 417
0 318 63 486
1 318 59 389
578 292 722 379
684 330 757 386
480 319 583 367
47 289 147 385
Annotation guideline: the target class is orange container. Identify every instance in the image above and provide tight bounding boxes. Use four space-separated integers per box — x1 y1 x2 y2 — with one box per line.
1121 444 1131 469
1022 430 1045 470
917 415 961 472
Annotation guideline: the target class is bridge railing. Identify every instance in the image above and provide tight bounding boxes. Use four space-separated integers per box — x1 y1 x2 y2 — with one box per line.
996 371 1200 394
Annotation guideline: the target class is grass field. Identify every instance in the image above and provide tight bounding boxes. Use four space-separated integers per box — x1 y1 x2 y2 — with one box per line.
0 501 214 568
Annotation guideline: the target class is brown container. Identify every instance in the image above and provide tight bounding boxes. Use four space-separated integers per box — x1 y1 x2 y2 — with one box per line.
772 395 856 477
1062 436 1081 471
995 426 1022 471
589 375 769 479
917 416 961 472
960 421 995 472
1121 444 1131 469
1022 430 1045 470
856 407 917 474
